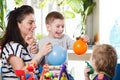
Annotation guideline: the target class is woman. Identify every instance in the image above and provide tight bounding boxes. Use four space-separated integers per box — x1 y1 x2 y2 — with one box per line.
1 5 51 80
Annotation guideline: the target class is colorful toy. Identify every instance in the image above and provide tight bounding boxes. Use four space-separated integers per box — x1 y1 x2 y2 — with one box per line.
15 63 37 80
26 63 37 80
73 38 88 55
85 61 94 74
15 63 70 80
40 64 69 80
47 45 67 65
39 64 49 80
58 64 69 80
15 70 26 80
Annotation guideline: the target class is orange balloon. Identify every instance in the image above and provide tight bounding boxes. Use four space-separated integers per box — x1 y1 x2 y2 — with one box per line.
73 39 88 55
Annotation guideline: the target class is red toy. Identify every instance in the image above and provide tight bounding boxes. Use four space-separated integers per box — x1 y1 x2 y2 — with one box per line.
15 63 37 80
15 70 26 80
26 63 37 80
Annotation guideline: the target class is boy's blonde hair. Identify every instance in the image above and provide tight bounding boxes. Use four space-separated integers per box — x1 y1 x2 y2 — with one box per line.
92 44 117 77
45 11 64 24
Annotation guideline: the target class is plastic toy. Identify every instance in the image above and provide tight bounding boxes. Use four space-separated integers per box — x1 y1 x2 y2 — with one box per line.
58 64 69 80
15 70 26 80
40 64 69 80
47 45 67 65
73 38 88 55
85 61 94 74
15 62 69 80
15 63 37 80
26 63 37 80
39 64 49 80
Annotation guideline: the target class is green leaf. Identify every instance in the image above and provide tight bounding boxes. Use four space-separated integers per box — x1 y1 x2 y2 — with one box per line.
15 0 23 6
86 2 96 15
35 33 44 41
63 11 75 18
38 0 48 9
69 0 83 14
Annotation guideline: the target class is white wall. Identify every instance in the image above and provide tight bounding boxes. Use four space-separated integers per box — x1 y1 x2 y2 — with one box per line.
99 0 120 44
93 0 99 43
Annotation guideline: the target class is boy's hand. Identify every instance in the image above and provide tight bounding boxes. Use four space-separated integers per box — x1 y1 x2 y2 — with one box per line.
81 35 90 43
76 35 90 43
38 42 52 56
84 66 90 80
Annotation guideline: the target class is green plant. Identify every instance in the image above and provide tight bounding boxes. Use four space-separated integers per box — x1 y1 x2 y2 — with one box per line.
14 0 23 6
0 0 7 39
58 0 96 36
38 0 96 37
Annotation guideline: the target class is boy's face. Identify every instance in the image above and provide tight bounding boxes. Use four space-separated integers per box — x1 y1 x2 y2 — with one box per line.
47 19 64 38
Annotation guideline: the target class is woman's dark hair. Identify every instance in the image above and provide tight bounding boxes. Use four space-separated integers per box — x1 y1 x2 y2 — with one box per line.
2 5 34 49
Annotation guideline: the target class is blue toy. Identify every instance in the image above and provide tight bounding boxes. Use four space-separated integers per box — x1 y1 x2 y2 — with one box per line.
47 45 67 65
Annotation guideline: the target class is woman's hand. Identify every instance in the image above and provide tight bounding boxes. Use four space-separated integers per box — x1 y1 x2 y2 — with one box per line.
25 34 35 45
25 34 38 54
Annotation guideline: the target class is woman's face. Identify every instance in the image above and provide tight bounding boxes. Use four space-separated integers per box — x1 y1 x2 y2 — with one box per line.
18 13 36 39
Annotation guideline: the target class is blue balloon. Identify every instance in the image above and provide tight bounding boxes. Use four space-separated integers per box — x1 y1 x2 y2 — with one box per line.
47 45 67 65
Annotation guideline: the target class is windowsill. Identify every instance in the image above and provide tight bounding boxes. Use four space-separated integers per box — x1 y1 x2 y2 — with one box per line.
67 46 93 80
67 46 92 61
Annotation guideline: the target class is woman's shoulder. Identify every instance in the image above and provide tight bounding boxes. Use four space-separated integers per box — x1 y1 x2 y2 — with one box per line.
4 41 23 49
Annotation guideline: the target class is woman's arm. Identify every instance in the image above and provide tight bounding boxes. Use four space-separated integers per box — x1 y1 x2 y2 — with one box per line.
9 42 51 73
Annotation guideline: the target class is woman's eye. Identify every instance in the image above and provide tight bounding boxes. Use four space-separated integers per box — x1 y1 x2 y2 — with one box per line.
29 22 32 24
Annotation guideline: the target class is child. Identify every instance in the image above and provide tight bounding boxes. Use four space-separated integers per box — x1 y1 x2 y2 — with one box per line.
84 44 117 80
38 11 89 65
37 11 89 80
109 17 120 80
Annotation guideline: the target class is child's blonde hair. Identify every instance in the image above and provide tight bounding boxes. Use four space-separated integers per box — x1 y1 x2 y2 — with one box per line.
92 44 117 77
45 11 64 24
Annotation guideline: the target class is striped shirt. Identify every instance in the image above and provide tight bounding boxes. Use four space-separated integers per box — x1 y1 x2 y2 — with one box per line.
2 41 39 80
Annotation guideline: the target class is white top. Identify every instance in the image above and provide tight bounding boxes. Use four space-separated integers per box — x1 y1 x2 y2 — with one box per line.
37 34 74 65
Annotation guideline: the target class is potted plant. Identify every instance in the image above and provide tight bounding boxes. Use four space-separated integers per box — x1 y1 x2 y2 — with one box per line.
38 0 96 37
58 0 96 37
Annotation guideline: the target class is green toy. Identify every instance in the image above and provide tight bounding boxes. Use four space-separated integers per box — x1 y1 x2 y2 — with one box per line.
85 61 94 74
